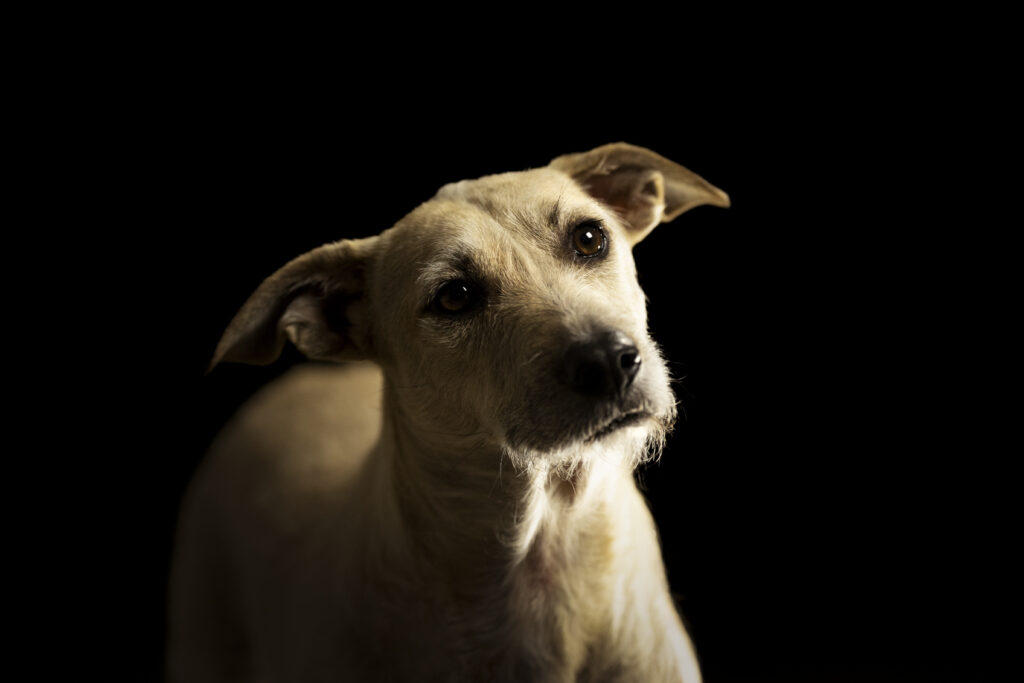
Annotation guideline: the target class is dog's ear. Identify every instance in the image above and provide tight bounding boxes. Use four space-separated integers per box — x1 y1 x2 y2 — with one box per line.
549 142 729 245
208 236 378 372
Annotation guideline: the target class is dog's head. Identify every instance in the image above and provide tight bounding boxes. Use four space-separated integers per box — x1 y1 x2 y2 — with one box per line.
211 143 728 470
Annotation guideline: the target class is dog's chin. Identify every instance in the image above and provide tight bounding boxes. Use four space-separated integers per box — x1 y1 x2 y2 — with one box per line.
585 410 653 443
501 404 671 474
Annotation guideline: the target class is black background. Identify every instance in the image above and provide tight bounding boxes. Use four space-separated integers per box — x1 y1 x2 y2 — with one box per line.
97 58 1011 682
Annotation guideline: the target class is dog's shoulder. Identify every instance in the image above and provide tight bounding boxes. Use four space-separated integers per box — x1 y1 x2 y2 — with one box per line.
194 362 383 524
240 361 383 432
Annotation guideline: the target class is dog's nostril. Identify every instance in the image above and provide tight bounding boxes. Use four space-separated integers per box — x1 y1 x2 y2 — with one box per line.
617 345 641 390
564 332 641 398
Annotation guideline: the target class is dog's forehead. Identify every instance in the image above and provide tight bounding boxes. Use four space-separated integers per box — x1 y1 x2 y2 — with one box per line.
432 167 582 209
372 166 626 308
389 167 606 257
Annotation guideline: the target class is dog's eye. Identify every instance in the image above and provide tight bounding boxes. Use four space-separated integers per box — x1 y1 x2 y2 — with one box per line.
571 221 607 258
433 280 479 315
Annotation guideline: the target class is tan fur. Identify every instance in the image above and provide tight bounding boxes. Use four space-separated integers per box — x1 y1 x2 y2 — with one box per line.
168 143 728 682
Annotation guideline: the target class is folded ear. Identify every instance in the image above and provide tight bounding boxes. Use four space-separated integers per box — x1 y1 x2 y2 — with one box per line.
549 142 730 245
208 236 378 371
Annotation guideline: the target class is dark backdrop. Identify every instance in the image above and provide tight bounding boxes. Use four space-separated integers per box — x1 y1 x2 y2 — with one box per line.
112 77 1007 682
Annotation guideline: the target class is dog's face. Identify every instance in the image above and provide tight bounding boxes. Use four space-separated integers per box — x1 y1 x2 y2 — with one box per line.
367 168 671 462
210 143 728 467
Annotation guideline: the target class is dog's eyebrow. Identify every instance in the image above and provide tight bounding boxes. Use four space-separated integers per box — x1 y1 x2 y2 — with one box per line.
548 196 604 231
548 198 562 228
416 249 480 289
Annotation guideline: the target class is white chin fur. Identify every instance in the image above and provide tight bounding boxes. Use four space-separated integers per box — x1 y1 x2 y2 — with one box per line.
504 418 666 479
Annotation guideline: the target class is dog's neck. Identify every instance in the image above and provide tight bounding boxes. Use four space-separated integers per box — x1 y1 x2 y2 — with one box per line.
370 379 635 585
351 380 660 677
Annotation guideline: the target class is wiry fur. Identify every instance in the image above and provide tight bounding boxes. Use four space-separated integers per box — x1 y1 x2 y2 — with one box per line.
168 143 728 682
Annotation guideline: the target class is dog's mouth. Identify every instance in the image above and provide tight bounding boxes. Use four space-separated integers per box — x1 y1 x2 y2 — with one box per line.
585 410 651 442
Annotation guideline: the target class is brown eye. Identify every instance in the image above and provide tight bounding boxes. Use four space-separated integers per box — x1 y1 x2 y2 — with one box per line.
571 221 606 258
434 280 479 315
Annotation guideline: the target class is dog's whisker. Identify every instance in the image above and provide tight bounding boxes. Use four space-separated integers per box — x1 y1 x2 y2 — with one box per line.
417 427 487 439
520 350 545 368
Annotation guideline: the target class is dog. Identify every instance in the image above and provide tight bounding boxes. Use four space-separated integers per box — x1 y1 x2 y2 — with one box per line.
168 143 729 682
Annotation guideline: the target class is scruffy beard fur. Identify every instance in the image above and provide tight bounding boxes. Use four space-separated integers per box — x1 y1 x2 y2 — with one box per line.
502 407 676 483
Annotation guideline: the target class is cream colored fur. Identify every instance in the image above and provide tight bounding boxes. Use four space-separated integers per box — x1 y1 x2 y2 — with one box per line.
168 143 728 682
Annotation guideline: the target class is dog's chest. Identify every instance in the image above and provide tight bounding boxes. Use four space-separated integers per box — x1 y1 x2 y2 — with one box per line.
489 509 617 672
520 520 613 591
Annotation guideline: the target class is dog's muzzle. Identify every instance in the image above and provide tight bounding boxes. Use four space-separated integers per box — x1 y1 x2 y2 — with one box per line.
502 328 669 453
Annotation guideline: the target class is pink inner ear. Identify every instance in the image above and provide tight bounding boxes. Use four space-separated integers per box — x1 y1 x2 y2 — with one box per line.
280 288 361 362
581 168 666 238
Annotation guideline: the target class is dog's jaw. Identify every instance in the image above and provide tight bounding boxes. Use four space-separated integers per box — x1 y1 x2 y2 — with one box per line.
586 410 653 443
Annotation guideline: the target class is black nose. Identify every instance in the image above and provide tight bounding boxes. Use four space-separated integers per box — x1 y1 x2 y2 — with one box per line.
563 331 641 398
